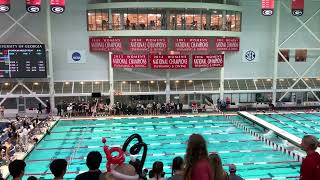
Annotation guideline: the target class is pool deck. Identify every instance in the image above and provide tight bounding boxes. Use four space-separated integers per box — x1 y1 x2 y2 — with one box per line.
0 118 59 179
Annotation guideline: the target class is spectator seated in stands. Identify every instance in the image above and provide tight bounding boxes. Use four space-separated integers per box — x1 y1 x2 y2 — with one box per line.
3 140 15 163
149 161 165 180
209 153 229 180
168 156 184 180
76 151 102 180
9 160 26 180
50 159 68 180
228 164 244 180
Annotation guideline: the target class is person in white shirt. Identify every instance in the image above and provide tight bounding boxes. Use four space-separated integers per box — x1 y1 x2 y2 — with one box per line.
19 128 30 151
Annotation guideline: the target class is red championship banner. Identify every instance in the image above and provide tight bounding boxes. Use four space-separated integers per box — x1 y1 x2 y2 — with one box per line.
111 54 148 68
292 0 304 16
214 37 240 51
50 0 65 14
0 0 10 13
174 38 209 52
129 38 168 52
26 0 41 13
150 55 189 69
192 55 224 68
89 37 123 52
261 0 274 16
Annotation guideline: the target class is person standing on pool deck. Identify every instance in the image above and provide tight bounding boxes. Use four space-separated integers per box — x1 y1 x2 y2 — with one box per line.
75 151 102 180
300 135 320 180
184 134 213 180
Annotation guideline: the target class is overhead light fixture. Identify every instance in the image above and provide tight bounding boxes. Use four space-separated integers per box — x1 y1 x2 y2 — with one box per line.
164 81 167 83
80 82 84 85
304 78 309 81
122 81 126 84
292 78 297 81
94 81 100 84
33 82 39 85
188 80 193 83
65 82 69 85
4 83 9 86
279 79 284 81
150 81 155 84
175 80 179 83
266 79 271 82
136 81 140 84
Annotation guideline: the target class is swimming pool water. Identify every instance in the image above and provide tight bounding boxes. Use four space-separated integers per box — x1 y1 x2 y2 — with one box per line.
256 113 320 139
21 116 300 179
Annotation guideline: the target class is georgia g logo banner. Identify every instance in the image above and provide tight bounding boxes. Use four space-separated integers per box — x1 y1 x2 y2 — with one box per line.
261 0 274 16
26 0 41 13
68 50 86 64
242 50 259 63
50 0 65 14
0 0 10 13
292 0 304 16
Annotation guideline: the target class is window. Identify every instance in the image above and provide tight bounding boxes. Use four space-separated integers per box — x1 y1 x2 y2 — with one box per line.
87 10 96 31
235 11 241 32
295 49 307 62
87 8 241 32
278 49 289 62
87 10 108 31
211 10 223 30
226 11 237 31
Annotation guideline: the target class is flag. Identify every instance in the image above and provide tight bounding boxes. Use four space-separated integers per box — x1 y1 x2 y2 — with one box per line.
0 0 10 13
292 0 304 16
50 0 65 14
26 0 41 13
261 0 274 16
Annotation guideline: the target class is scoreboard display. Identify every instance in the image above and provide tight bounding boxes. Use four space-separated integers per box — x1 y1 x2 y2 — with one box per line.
0 44 47 78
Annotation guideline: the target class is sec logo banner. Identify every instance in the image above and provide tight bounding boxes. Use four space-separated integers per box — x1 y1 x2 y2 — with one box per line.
242 50 259 63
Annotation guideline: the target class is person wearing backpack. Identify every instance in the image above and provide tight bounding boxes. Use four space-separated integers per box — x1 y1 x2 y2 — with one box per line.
300 135 320 180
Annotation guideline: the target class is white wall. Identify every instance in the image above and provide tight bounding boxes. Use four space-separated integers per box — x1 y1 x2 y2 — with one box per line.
225 0 275 79
277 0 320 78
51 0 109 81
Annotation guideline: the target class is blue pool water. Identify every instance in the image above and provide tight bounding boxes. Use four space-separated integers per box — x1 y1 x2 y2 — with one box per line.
20 115 300 179
256 113 320 139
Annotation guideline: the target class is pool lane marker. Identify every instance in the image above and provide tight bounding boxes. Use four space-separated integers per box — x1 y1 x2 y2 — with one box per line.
50 124 234 133
42 131 251 146
277 114 320 132
41 139 261 150
227 115 304 162
291 113 320 125
266 115 309 135
26 149 285 163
